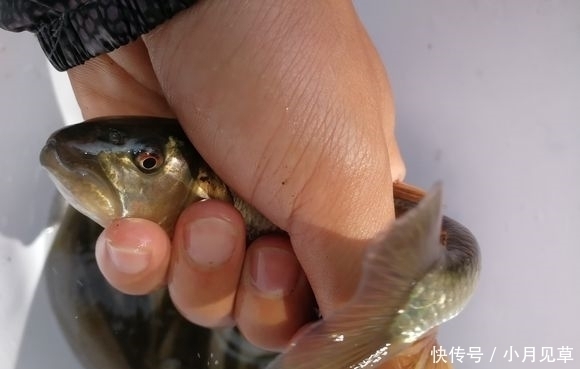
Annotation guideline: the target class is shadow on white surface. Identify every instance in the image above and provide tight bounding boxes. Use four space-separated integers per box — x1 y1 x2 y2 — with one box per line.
0 36 62 244
0 32 80 369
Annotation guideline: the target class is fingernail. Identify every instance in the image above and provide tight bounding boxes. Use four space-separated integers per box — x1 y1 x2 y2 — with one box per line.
250 247 300 297
102 236 151 275
185 218 238 267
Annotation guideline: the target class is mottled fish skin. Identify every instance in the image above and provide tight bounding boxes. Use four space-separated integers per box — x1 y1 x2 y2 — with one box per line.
40 116 481 369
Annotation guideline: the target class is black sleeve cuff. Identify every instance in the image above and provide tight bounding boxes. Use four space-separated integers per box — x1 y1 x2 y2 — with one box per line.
1 0 198 71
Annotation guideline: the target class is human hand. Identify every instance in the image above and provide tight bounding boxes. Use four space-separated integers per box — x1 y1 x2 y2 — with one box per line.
68 0 405 352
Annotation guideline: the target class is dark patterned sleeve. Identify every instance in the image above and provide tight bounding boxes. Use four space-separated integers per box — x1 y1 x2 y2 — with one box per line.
0 0 198 71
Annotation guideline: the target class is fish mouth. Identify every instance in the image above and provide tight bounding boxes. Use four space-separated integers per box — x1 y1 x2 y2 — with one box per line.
40 137 63 170
40 133 121 227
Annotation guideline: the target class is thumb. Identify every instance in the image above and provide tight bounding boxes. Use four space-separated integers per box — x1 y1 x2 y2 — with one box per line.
144 0 404 314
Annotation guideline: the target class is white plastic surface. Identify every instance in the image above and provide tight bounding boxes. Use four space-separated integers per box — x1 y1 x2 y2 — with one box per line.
1 1 579 368
0 32 83 369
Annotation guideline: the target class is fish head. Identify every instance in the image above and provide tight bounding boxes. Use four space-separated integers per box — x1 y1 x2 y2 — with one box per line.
40 117 229 232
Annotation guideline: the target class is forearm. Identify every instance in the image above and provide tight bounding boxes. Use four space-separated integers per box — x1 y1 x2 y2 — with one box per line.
0 0 197 71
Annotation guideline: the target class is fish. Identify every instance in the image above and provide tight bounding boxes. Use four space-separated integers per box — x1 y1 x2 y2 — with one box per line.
40 116 481 369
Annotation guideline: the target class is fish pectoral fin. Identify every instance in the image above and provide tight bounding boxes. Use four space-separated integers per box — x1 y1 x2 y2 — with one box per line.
266 184 446 369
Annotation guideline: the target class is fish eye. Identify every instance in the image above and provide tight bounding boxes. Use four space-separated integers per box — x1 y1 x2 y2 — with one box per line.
134 151 164 172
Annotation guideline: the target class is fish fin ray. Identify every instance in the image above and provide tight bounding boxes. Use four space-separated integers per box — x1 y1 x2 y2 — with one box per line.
267 184 445 369
354 182 445 315
266 318 393 369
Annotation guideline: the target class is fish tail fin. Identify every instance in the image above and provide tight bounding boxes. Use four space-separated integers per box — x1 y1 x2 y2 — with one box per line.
267 184 445 369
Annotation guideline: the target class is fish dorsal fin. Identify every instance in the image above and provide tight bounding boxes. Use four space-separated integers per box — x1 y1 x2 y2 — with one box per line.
266 184 445 369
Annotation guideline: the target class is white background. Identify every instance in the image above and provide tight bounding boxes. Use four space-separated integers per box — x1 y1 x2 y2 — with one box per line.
1 1 579 368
